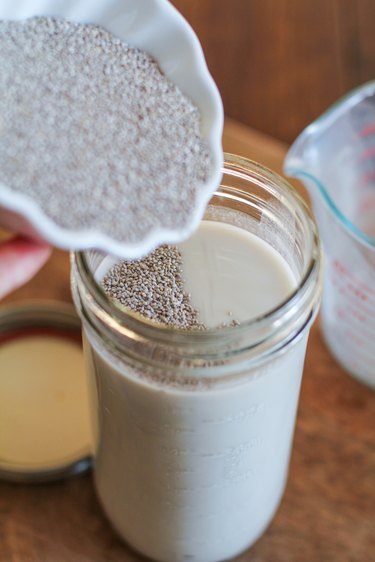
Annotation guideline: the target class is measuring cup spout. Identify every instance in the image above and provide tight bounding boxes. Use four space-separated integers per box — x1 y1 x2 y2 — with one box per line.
284 126 324 203
284 124 334 228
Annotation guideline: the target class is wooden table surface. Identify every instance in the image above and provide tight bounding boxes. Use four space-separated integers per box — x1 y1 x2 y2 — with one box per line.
1 119 374 562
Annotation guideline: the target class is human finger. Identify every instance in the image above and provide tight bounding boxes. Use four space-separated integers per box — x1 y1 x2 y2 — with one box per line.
0 236 52 299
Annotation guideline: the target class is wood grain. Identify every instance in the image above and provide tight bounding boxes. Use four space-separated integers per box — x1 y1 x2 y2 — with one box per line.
0 120 374 562
171 0 375 143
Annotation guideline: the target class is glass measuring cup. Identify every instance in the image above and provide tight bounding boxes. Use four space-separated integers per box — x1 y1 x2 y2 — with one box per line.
285 81 375 388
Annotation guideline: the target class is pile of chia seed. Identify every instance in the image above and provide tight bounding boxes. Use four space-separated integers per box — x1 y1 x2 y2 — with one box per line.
102 245 205 330
0 16 212 245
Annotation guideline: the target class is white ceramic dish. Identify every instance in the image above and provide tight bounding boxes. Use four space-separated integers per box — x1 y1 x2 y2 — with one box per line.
0 0 223 258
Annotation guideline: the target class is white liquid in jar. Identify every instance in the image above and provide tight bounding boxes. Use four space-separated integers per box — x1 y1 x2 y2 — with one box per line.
86 220 308 562
178 221 296 326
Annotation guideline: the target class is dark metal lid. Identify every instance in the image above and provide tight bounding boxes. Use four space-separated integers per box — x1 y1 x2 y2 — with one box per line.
0 301 92 483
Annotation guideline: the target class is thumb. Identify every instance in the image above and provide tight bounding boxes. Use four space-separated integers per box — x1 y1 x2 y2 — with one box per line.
0 236 52 299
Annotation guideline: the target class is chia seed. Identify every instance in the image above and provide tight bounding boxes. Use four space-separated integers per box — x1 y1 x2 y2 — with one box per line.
0 16 212 248
102 245 206 330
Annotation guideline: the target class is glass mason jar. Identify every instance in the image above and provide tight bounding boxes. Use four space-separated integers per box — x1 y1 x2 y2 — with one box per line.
71 154 322 562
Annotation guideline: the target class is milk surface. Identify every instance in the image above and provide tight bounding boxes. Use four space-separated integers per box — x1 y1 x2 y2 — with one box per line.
85 220 307 562
178 221 296 326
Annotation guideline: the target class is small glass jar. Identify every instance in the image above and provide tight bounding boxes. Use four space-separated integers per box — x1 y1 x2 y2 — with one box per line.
71 154 322 562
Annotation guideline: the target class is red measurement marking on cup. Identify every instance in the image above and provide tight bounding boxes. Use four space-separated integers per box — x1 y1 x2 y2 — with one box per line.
334 288 375 330
358 143 375 184
360 123 375 137
348 330 364 347
347 282 368 301
336 306 347 321
358 193 375 213
329 261 375 340
333 281 373 318
336 320 373 360
360 169 375 186
359 147 375 160
332 259 375 298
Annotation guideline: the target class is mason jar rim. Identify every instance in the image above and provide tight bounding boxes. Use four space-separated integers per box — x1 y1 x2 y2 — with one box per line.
71 154 322 364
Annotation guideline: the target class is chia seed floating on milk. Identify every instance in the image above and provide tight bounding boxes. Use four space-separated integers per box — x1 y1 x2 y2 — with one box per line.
102 245 205 330
0 16 212 247
102 243 241 330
